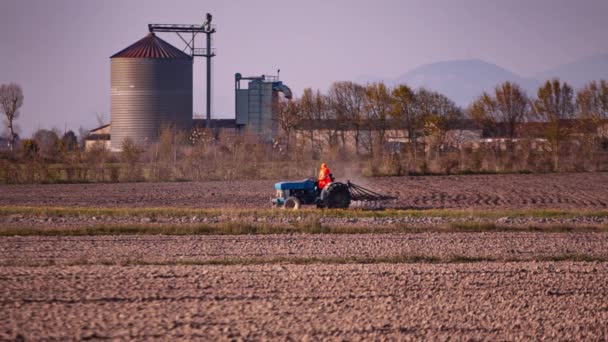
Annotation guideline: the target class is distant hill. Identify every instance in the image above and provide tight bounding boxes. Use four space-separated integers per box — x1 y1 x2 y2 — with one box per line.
534 54 608 89
357 55 608 107
393 59 539 107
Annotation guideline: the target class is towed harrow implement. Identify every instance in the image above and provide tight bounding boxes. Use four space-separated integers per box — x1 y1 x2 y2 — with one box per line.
346 181 397 202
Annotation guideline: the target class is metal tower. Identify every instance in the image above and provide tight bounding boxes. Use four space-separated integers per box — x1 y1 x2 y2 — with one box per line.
149 13 216 128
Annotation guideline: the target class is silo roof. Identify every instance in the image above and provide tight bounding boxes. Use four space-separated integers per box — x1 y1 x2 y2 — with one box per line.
111 33 192 59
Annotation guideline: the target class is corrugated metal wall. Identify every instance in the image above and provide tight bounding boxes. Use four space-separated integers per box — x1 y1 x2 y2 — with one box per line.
110 58 193 151
246 81 276 139
235 89 249 125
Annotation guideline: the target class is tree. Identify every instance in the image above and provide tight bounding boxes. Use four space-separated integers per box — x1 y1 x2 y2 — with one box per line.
21 139 39 159
0 83 24 150
273 96 300 151
298 88 318 150
469 81 530 138
576 80 608 121
77 126 90 150
414 88 462 131
364 82 393 154
391 84 420 158
532 79 575 169
33 129 61 160
61 131 79 152
414 88 462 153
312 90 336 151
533 79 575 121
328 81 366 154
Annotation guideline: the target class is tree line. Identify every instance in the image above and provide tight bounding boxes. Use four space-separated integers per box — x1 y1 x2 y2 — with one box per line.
275 79 608 150
1 79 607 183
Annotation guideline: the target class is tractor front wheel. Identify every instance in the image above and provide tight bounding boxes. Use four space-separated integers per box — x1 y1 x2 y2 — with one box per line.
283 196 301 210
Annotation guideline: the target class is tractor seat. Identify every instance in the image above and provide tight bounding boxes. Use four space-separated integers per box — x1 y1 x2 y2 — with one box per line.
274 179 317 191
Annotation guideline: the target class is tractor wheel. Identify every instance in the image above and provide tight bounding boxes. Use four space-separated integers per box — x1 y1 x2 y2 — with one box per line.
283 196 301 210
324 182 351 209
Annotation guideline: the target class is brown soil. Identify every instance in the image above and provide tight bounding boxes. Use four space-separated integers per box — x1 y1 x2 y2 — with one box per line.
1 262 607 340
2 173 607 340
0 172 606 209
2 233 608 266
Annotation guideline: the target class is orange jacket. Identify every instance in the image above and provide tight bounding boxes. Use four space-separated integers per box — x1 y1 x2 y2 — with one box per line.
318 164 331 189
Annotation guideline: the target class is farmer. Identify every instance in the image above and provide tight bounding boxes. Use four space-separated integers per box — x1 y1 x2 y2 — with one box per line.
318 163 332 190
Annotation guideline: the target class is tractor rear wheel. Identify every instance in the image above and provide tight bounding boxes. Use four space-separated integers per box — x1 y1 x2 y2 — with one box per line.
324 183 351 209
283 196 301 210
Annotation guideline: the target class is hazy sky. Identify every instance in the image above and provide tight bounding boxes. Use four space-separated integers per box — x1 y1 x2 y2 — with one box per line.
1 0 607 136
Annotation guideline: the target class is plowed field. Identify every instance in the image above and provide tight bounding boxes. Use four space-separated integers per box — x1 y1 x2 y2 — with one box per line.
0 172 606 210
2 172 608 340
2 262 607 340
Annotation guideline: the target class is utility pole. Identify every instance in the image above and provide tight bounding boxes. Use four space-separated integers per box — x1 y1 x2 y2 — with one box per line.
204 13 214 128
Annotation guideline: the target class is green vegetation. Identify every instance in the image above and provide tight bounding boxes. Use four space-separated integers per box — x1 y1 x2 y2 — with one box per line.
0 223 326 237
1 206 607 236
2 205 608 220
1 221 607 237
3 254 607 268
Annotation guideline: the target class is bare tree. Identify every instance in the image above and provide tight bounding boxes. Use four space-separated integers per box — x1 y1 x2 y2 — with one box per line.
77 126 90 149
309 90 337 153
532 79 575 169
121 138 144 181
469 81 530 138
95 112 107 127
364 82 392 155
415 88 462 130
533 79 575 121
414 88 462 151
328 81 366 154
273 96 300 151
298 88 317 150
576 80 608 121
391 84 419 158
0 83 24 150
574 80 607 170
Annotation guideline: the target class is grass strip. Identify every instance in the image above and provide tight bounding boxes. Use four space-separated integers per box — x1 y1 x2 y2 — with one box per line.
447 222 608 233
1 222 607 236
2 254 607 268
1 206 608 220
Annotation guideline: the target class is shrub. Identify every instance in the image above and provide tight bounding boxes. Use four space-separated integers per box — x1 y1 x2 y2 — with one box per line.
121 138 143 182
21 139 39 159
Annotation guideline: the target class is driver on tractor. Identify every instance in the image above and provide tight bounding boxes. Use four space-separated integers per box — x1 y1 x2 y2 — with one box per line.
318 163 332 190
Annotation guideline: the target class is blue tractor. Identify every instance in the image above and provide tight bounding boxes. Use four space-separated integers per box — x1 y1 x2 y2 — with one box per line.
271 176 396 210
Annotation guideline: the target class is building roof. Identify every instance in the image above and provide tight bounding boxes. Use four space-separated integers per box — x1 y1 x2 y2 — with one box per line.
296 119 480 131
111 33 192 59
89 124 110 134
514 119 601 138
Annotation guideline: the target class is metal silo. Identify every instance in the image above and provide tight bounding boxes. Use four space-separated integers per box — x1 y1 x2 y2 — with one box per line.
110 33 193 151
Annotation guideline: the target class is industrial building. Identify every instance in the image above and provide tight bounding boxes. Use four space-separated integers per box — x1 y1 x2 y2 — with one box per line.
86 15 294 151
235 73 292 138
109 33 193 151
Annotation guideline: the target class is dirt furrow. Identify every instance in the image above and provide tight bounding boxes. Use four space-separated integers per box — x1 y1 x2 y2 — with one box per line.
0 173 606 210
2 233 608 266
1 263 607 340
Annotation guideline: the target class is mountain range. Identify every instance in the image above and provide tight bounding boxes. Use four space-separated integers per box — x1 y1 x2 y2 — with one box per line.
359 54 608 107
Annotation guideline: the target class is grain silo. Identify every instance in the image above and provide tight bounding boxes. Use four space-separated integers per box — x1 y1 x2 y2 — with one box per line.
110 33 193 151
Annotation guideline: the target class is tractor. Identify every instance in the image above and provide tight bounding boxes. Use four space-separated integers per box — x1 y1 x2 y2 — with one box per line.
271 175 396 210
